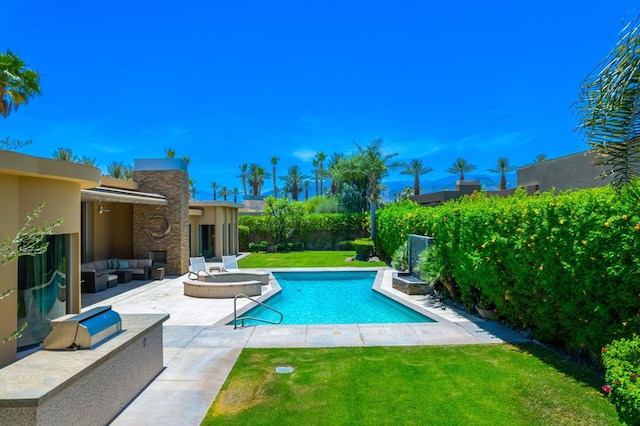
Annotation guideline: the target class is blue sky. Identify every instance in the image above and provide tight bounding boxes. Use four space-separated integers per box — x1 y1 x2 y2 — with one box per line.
2 1 638 198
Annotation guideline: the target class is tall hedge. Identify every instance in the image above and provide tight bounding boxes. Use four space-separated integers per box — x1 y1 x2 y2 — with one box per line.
377 187 640 358
239 212 369 249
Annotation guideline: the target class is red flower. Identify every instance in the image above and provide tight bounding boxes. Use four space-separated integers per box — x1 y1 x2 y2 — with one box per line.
632 374 638 380
603 385 612 394
602 347 608 353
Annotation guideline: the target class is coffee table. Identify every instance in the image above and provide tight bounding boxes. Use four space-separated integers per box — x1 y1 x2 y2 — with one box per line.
116 270 132 283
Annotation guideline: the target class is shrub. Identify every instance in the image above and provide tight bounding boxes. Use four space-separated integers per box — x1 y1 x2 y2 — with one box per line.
248 241 269 252
239 212 368 250
354 238 374 260
289 242 305 251
602 337 640 424
337 240 354 251
376 184 640 358
238 225 249 251
390 241 408 271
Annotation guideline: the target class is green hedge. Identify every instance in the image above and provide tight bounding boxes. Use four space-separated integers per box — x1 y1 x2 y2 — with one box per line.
602 337 640 424
377 187 640 358
239 212 369 249
238 225 249 251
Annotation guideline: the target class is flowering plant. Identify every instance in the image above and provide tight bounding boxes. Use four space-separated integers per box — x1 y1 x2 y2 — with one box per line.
602 337 640 424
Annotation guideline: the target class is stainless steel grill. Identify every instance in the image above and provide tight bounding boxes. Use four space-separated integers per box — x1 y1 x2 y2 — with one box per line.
43 305 122 350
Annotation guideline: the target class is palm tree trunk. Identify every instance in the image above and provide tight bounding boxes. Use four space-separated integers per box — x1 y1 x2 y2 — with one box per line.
370 201 377 250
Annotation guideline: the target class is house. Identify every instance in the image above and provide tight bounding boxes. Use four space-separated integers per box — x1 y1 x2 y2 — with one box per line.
411 150 613 207
0 151 240 366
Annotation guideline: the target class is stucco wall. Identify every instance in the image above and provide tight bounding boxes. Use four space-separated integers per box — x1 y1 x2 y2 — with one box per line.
188 205 239 259
517 151 614 193
0 150 99 367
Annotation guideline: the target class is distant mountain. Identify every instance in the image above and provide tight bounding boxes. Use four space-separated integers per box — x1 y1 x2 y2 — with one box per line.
382 173 518 200
196 172 517 202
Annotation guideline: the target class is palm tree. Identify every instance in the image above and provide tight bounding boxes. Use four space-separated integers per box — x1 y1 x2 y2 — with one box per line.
280 165 309 201
446 158 477 180
123 165 133 181
164 147 176 158
220 186 230 201
401 159 434 196
576 15 640 190
210 182 218 200
189 179 197 200
315 152 327 196
106 161 127 179
80 156 98 167
248 163 270 196
237 164 248 195
271 156 279 197
327 152 344 195
353 138 401 244
52 147 76 162
303 180 310 200
532 154 548 163
233 187 239 203
0 50 41 118
487 157 516 190
182 156 190 165
312 158 320 196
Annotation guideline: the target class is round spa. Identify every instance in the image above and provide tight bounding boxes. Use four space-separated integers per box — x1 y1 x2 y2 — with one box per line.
183 272 268 298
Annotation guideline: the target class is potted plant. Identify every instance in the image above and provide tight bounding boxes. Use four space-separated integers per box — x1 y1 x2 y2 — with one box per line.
475 297 497 320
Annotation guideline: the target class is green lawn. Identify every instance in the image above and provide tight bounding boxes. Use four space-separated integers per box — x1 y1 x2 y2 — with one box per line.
203 344 618 425
237 251 387 268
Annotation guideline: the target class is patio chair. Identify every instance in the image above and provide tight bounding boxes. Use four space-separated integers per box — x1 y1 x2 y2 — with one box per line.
188 256 214 280
222 255 241 272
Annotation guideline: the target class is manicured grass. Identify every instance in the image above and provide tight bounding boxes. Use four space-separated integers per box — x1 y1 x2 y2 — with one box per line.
202 344 618 425
237 251 387 268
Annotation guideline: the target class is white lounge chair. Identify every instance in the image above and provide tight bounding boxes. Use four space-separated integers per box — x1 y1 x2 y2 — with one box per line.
222 255 241 272
188 256 214 280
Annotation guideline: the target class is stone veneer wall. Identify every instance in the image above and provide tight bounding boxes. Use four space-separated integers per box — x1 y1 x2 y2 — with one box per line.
133 168 189 275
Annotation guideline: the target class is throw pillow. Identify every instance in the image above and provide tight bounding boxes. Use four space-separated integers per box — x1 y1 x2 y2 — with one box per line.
110 259 117 269
119 260 130 269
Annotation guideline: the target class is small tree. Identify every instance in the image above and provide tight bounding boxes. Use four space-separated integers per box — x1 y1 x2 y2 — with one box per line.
263 197 306 246
1 202 61 343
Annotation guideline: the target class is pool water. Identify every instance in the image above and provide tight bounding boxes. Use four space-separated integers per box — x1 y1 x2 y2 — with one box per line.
232 271 434 326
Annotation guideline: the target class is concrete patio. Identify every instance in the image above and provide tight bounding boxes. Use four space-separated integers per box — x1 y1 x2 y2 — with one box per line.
78 264 530 425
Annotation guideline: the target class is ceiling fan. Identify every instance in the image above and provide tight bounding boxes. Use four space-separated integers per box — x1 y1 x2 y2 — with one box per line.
98 201 111 215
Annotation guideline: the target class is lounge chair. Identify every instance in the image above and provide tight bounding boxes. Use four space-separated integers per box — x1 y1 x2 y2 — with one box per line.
188 256 215 280
222 255 241 272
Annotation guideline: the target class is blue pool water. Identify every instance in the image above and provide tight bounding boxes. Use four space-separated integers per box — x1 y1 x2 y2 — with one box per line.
233 271 434 326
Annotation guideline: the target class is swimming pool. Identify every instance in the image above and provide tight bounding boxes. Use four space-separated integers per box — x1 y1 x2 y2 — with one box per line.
232 270 434 326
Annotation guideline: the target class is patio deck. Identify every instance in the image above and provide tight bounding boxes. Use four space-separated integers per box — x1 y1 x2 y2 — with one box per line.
76 262 530 425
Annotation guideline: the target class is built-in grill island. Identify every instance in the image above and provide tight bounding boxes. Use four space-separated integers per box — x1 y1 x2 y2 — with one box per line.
43 306 122 350
0 312 168 425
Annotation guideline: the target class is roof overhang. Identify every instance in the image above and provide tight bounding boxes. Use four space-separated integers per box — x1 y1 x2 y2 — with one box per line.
81 187 168 206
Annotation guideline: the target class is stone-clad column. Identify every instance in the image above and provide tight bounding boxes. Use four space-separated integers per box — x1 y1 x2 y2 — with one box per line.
132 159 190 275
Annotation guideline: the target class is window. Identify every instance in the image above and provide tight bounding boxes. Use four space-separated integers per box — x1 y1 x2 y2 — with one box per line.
17 234 70 349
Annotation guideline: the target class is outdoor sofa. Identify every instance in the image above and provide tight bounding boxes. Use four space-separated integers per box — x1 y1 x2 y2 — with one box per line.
81 258 153 293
